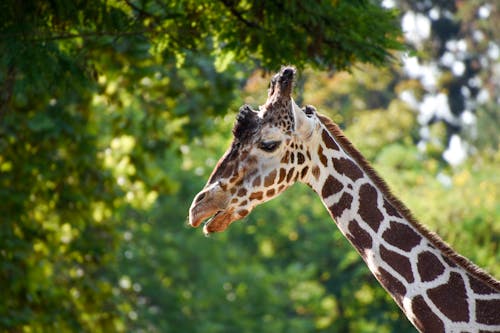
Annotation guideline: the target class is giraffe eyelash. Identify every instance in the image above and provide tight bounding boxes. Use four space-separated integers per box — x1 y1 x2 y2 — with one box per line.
258 140 281 152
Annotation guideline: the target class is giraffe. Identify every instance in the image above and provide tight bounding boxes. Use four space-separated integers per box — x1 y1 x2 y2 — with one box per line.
188 67 500 332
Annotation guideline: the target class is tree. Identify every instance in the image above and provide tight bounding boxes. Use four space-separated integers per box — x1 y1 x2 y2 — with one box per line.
0 0 405 331
395 0 500 162
2 0 497 332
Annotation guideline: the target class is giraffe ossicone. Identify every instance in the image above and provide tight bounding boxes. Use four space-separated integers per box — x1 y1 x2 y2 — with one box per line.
188 66 500 332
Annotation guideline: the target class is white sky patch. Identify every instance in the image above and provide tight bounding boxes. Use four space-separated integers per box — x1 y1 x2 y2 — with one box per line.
468 76 482 88
461 86 471 98
402 11 431 47
445 39 467 53
443 135 467 166
403 56 421 78
429 7 440 20
478 4 492 19
420 63 439 91
417 140 427 153
381 0 395 9
440 51 455 67
479 55 489 68
473 30 485 42
488 41 499 60
452 61 465 76
461 110 477 139
476 89 490 104
419 126 430 140
418 95 436 124
399 90 419 110
418 93 456 125
461 110 476 125
403 56 439 91
457 39 467 52
436 172 452 188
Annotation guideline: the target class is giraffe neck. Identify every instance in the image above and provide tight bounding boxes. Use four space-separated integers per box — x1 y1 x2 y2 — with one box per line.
304 115 500 332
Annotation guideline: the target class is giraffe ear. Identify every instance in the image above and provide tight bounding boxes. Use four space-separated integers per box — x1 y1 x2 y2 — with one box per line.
292 99 315 137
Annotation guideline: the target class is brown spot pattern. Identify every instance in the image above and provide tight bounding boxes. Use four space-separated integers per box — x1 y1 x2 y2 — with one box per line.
249 192 263 201
264 170 277 187
237 188 247 197
300 166 309 179
383 199 402 218
330 192 353 218
322 129 339 150
297 152 305 164
427 272 469 322
382 221 422 252
347 219 372 254
476 299 500 325
281 151 289 164
417 251 445 282
266 189 275 197
278 168 286 183
238 209 249 217
358 184 383 232
318 145 328 166
286 168 295 182
380 245 414 283
441 255 457 268
333 157 364 181
376 267 406 306
311 166 320 180
322 175 343 199
411 295 445 332
252 176 261 187
469 276 497 295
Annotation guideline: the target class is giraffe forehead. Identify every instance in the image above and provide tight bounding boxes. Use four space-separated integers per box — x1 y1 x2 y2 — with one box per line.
260 126 283 140
261 99 295 132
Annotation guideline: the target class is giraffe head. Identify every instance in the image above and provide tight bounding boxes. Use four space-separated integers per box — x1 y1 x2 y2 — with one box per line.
189 67 321 234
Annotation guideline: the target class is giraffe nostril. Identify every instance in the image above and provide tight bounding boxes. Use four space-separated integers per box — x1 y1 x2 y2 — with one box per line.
195 192 206 204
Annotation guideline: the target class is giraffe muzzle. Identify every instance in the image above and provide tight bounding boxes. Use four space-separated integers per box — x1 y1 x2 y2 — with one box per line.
188 184 234 233
189 204 235 234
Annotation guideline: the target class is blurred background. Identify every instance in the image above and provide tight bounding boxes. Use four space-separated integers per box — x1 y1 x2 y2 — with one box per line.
0 1 498 332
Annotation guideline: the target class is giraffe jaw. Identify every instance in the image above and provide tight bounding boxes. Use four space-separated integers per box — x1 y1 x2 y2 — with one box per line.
189 201 235 234
201 209 235 235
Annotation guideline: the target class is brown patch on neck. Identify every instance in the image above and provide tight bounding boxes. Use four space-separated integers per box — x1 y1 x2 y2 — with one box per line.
411 295 445 332
316 113 500 292
375 267 406 307
427 272 470 322
417 251 445 282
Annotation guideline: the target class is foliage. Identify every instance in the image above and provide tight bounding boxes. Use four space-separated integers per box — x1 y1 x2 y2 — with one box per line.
0 0 498 332
396 0 500 155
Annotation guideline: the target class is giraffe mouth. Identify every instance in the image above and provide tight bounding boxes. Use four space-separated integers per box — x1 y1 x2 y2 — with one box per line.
202 209 234 235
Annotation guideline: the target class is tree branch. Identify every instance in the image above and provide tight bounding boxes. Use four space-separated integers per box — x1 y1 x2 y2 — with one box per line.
0 29 155 42
219 0 264 30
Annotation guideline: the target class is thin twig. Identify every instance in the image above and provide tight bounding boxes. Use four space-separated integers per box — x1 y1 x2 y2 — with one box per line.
219 0 264 30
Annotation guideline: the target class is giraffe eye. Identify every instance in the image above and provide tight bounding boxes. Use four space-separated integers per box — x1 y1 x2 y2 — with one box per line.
259 140 281 152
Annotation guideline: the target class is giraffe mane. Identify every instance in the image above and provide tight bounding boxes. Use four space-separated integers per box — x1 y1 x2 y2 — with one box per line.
317 113 500 292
